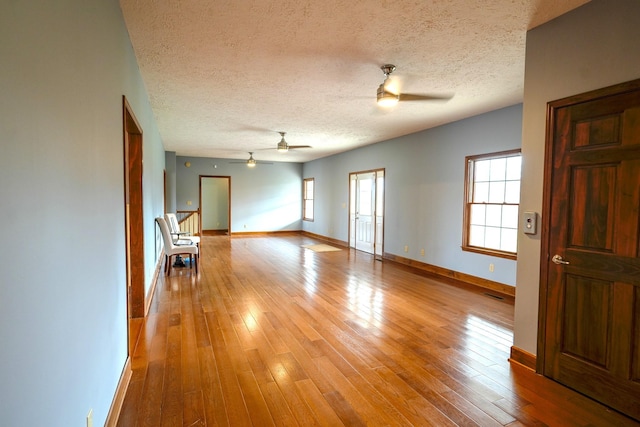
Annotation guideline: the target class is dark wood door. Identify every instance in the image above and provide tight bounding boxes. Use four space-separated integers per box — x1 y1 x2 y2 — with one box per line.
540 79 640 420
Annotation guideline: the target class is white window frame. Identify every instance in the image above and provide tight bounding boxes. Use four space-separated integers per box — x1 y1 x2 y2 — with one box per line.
303 178 314 221
462 149 521 260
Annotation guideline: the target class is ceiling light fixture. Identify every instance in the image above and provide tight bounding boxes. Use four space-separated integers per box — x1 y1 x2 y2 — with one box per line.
277 131 289 152
247 152 257 167
377 85 399 106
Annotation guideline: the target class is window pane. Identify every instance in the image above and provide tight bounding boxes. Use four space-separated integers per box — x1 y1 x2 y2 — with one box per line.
303 180 311 198
350 179 356 214
376 176 384 212
485 227 501 250
470 204 486 225
502 205 519 229
506 156 522 180
359 179 372 215
304 179 314 200
304 200 314 220
488 181 505 203
504 181 520 204
489 157 506 181
473 182 489 203
486 204 502 227
474 160 490 181
501 228 518 252
469 225 485 247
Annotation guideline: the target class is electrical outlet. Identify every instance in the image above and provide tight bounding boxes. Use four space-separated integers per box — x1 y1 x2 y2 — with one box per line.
404 245 408 253
489 263 495 272
420 248 425 256
87 409 93 427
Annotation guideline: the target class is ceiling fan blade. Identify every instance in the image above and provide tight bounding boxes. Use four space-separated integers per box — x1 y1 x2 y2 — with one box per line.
229 160 273 165
398 93 453 102
288 145 312 149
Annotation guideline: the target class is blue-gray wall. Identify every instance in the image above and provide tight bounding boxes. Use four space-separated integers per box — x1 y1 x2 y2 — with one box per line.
303 105 522 287
0 1 165 425
165 151 177 213
173 156 304 233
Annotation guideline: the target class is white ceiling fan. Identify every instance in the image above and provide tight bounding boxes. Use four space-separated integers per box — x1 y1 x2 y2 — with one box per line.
229 152 273 167
376 64 453 107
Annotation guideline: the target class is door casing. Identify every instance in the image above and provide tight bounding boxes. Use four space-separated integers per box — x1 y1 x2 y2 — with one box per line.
123 96 144 355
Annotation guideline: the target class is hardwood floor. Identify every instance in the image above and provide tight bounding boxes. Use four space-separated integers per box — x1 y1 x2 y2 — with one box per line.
117 234 639 426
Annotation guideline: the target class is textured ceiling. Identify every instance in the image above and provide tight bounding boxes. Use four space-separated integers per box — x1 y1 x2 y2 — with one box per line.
119 0 590 163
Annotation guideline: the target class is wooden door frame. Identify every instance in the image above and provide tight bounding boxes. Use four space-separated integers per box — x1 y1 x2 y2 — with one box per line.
536 78 640 374
199 175 231 235
123 96 145 327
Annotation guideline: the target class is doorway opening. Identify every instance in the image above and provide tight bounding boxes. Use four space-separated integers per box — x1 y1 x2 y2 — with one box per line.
200 176 231 235
349 169 385 259
123 96 144 356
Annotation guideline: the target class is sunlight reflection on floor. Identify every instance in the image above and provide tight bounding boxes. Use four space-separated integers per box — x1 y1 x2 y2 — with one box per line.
462 314 514 360
347 278 384 330
302 250 318 295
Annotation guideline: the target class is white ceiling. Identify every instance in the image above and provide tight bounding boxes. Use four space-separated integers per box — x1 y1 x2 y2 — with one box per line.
119 0 589 163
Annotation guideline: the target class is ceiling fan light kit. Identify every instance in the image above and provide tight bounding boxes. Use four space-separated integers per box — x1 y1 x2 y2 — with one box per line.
377 83 399 106
229 151 274 167
277 131 289 152
246 152 257 167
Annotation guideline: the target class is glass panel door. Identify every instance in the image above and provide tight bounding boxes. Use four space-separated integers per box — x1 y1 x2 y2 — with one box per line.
349 170 384 257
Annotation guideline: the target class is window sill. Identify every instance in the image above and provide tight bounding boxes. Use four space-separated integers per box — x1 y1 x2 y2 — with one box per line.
461 245 517 260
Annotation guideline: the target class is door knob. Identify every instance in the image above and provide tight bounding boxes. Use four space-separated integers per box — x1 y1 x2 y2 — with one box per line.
552 254 570 265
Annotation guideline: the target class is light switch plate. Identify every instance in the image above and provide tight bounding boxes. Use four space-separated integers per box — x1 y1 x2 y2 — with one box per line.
523 211 537 235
